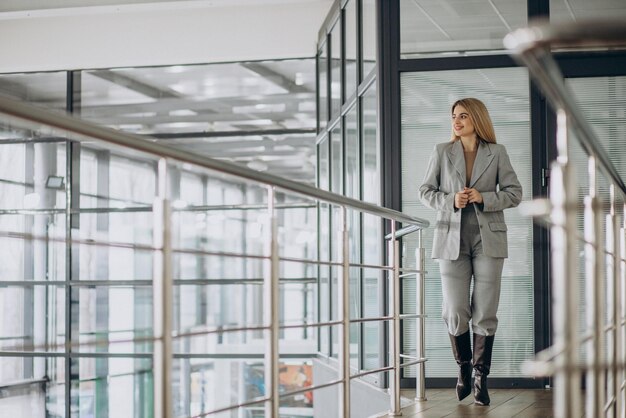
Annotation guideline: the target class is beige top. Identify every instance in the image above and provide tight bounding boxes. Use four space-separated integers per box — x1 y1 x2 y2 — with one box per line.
464 148 478 187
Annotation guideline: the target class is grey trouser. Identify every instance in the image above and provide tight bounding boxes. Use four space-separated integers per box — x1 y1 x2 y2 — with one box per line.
438 210 504 337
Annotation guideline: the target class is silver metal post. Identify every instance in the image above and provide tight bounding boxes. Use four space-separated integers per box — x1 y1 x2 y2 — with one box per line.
264 186 280 418
339 206 351 418
388 220 402 416
153 158 173 418
550 109 580 418
615 204 623 417
617 216 626 418
607 185 617 417
415 229 427 402
584 156 602 418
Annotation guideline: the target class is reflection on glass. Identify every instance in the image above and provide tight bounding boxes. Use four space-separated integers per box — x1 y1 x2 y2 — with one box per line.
319 43 329 130
362 82 379 204
330 124 342 194
345 0 358 99
0 72 67 112
550 0 626 24
80 59 317 183
362 0 377 77
400 0 527 57
330 19 342 117
345 106 359 200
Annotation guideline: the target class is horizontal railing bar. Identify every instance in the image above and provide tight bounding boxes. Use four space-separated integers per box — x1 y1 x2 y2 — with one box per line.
0 351 317 360
398 314 426 319
350 366 393 380
279 320 343 329
399 354 417 359
504 19 626 51
173 325 268 338
398 268 427 274
0 96 429 229
0 202 316 216
0 378 48 391
385 224 421 240
192 395 269 417
399 358 428 369
604 397 616 412
349 316 393 324
278 255 343 267
347 262 393 270
280 379 343 398
523 361 626 376
0 278 317 287
400 269 428 279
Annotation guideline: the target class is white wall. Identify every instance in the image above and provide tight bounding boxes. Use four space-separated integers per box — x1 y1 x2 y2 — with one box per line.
0 0 332 73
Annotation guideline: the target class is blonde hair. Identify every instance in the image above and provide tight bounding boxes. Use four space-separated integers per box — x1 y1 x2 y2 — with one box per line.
450 98 496 143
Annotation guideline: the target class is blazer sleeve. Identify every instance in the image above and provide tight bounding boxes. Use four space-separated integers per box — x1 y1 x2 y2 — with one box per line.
418 145 456 212
481 145 522 212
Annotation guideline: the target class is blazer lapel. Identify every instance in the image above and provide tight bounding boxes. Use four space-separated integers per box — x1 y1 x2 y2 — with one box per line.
446 140 465 183
469 141 495 187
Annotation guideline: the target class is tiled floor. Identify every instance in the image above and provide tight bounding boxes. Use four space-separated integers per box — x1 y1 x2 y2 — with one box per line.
394 388 554 417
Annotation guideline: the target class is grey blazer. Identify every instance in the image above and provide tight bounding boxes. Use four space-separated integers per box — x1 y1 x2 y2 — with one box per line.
418 140 522 260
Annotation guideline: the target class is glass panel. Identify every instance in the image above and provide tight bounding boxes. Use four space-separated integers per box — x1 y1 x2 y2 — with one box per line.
330 20 342 116
400 0 527 58
362 0 377 78
550 0 626 23
77 286 153 354
362 267 383 371
80 60 317 183
400 67 533 377
74 357 152 418
318 43 329 130
565 76 626 361
345 0 358 98
330 124 342 194
345 106 359 200
0 285 65 355
362 82 379 204
0 72 67 112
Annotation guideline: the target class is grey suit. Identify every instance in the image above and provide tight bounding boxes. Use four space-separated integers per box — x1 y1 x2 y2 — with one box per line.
418 139 522 336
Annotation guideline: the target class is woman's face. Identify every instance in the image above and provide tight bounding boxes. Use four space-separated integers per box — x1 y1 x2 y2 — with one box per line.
452 104 475 138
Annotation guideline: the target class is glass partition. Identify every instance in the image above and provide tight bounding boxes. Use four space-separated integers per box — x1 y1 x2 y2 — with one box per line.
400 67 534 378
400 0 527 58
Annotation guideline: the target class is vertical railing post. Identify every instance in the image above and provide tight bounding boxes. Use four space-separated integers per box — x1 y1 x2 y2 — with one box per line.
615 199 624 417
264 186 280 418
153 158 173 418
585 155 603 418
617 212 626 418
607 185 618 416
388 220 401 416
338 206 351 418
415 229 427 402
550 110 580 418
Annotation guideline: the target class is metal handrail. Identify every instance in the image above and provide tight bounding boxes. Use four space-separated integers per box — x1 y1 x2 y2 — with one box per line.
505 19 626 418
504 19 626 198
0 95 429 230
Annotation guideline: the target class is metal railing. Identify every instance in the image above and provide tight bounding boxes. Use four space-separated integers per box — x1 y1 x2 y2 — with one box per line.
0 95 429 417
505 19 626 418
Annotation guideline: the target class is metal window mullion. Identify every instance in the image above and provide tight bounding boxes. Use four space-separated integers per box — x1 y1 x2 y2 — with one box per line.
153 158 173 418
338 206 351 418
264 186 280 418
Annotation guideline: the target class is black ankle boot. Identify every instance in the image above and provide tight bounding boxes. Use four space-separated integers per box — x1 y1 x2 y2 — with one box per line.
449 331 472 401
473 334 495 406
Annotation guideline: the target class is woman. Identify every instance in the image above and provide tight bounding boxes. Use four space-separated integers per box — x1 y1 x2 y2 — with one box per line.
418 98 522 406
